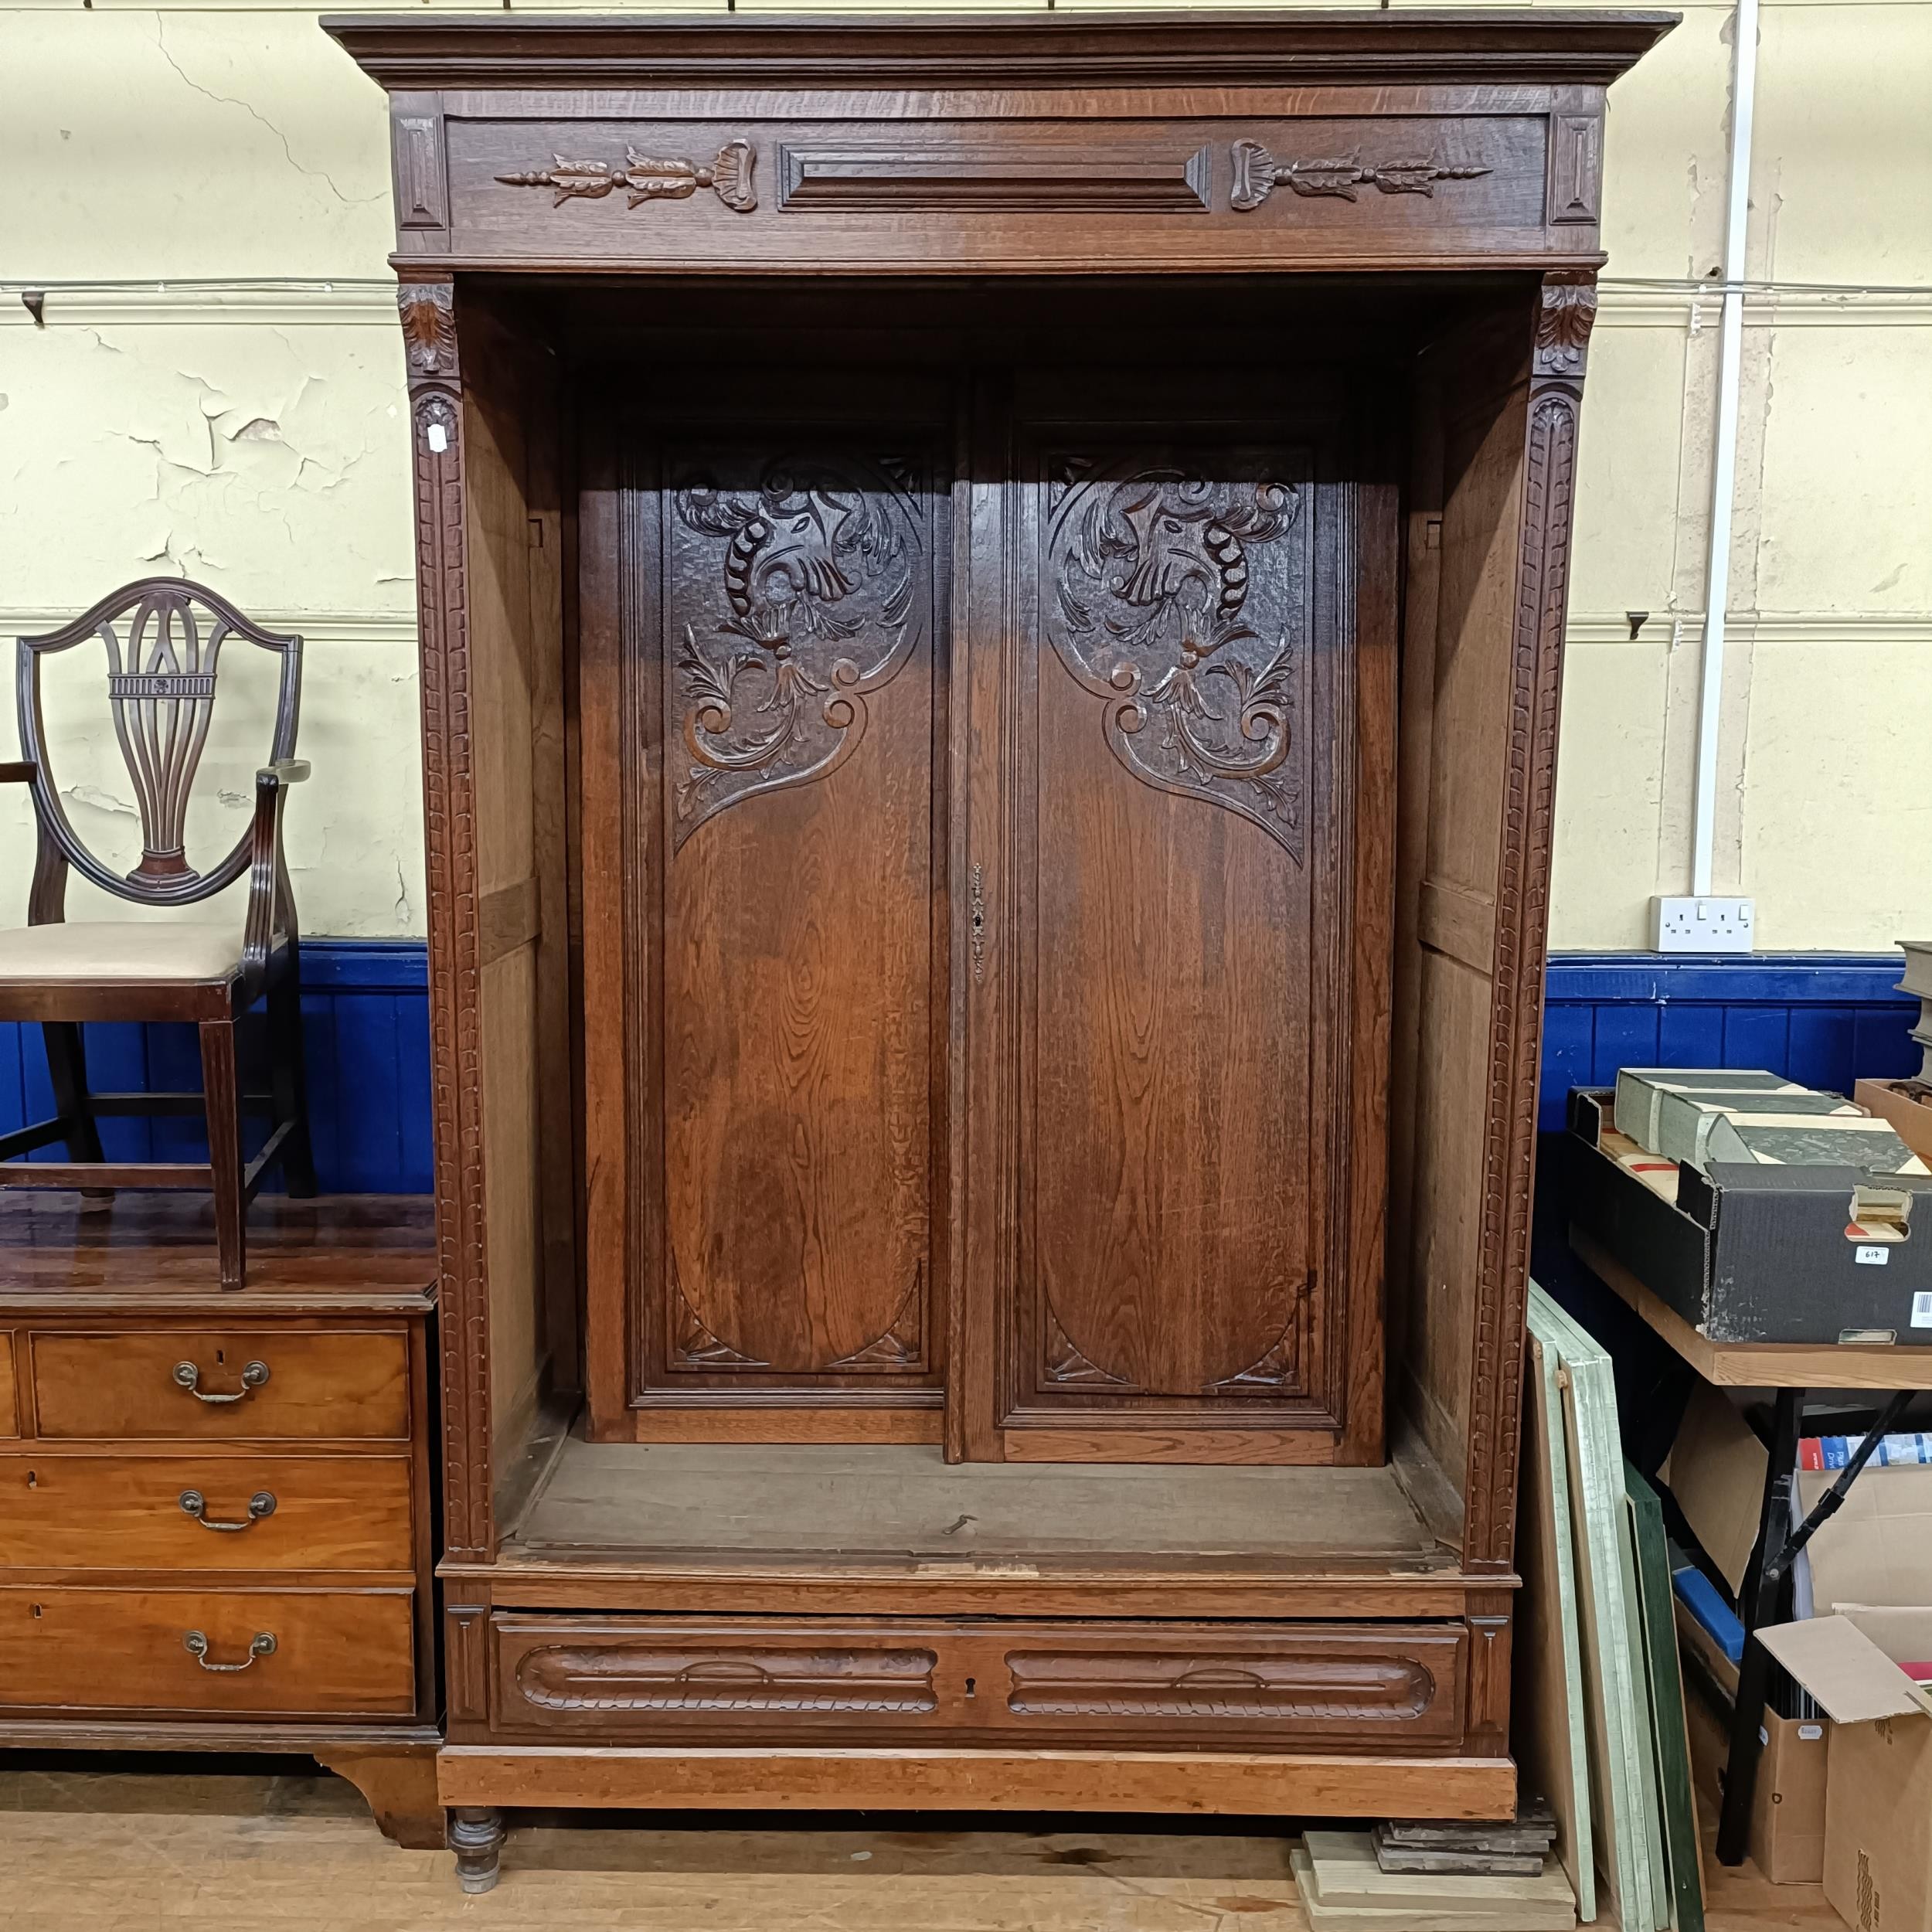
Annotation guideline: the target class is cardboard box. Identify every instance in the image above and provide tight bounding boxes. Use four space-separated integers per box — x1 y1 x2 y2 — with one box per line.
1856 1077 1932 1167
1676 1596 1828 1884
1760 1609 1932 1932
1566 1088 1932 1345
1799 1461 1932 1612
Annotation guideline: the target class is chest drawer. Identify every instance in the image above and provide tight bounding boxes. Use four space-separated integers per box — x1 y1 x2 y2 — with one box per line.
488 1614 1468 1749
0 1454 413 1573
29 1330 410 1441
0 1585 416 1718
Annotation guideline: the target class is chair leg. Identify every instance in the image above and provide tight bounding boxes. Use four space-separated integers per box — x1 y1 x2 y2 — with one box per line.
41 1022 105 1165
267 961 318 1199
199 1019 246 1288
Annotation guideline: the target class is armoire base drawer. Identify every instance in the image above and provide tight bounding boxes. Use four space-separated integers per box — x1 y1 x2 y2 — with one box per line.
0 1586 417 1718
485 1613 1468 1750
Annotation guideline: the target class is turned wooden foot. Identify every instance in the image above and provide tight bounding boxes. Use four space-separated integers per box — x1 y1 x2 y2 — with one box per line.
449 1805 506 1893
313 1744 446 1851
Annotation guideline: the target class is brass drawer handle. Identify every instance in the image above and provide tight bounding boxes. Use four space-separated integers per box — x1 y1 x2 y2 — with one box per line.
179 1489 277 1532
172 1359 269 1404
183 1630 276 1673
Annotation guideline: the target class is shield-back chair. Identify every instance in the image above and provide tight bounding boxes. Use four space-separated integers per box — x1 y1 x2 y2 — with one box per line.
0 579 318 1285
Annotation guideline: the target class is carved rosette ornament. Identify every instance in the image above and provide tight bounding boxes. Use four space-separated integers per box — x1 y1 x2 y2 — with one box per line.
497 139 756 213
1230 139 1491 211
669 454 924 845
1045 459 1307 860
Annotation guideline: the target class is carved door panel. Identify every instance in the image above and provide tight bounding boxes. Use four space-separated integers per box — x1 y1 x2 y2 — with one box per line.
582 387 951 1439
954 371 1393 1464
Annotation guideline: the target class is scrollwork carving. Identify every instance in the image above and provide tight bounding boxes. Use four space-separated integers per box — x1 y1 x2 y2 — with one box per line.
1042 1294 1131 1388
516 1644 939 1715
497 139 756 213
669 454 925 844
1005 1651 1435 1723
826 1266 924 1371
1230 139 1490 211
1045 459 1307 859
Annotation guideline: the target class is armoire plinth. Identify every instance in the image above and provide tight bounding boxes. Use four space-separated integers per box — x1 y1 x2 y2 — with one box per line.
326 9 1672 1891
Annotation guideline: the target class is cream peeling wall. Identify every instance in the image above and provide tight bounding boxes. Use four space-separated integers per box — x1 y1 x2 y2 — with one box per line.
2 1 1928 951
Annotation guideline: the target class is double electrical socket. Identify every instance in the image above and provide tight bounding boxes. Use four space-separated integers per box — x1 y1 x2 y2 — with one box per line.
1651 895 1755 954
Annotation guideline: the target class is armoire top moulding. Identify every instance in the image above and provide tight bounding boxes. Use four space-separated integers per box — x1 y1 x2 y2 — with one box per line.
324 9 1677 277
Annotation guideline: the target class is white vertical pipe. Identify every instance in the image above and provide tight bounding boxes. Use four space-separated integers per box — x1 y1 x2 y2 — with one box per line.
1691 0 1759 896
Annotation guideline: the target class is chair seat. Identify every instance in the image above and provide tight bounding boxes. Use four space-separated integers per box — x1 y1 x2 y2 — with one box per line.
0 922 243 985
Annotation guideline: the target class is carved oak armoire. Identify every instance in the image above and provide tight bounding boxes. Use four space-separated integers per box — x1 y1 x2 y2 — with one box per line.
327 9 1670 1889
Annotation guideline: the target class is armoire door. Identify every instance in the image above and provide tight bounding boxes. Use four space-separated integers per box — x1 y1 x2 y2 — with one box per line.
951 370 1396 1465
578 378 953 1440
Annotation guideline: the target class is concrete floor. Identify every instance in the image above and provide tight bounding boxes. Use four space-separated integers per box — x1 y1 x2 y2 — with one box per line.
0 1759 1838 1931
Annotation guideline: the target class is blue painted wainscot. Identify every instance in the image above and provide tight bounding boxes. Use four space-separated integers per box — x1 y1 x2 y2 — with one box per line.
0 944 1919 1194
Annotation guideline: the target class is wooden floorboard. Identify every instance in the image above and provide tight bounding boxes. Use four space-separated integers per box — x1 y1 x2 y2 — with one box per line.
0 1761 1837 1930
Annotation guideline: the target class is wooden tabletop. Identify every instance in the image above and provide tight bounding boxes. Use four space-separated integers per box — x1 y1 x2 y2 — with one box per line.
0 1190 437 1311
1573 1227 1932 1391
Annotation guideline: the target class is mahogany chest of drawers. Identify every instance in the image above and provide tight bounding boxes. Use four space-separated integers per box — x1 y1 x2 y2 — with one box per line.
0 1192 442 1848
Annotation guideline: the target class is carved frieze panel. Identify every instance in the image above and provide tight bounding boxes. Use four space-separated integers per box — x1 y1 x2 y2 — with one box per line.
666 451 928 846
497 138 756 212
1042 454 1311 861
776 143 1210 211
1004 1651 1437 1724
515 1643 940 1716
1230 139 1492 211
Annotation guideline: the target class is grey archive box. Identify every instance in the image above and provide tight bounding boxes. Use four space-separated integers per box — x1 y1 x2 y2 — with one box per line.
1564 1088 1932 1345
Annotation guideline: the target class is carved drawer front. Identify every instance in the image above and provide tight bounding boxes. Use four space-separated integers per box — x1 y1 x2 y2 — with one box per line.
29 1329 410 1442
492 1616 946 1738
0 1454 413 1573
993 1625 1466 1744
0 1585 417 1718
488 1616 1466 1749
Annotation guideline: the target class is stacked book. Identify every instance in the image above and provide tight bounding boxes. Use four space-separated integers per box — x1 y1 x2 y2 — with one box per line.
1612 1066 1927 1177
1903 940 1932 1083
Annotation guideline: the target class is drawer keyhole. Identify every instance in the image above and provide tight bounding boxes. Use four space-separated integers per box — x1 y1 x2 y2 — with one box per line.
964 1676 976 1699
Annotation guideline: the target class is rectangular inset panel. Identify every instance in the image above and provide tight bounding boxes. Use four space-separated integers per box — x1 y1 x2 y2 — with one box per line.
0 1335 13 1437
1025 440 1319 1415
617 432 948 1419
958 369 1393 1465
777 144 1211 212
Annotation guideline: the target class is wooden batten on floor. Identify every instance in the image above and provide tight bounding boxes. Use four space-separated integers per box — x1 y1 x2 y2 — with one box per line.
437 1747 1519 1819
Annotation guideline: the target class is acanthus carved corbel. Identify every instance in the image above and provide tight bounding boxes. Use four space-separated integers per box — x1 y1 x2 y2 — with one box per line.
497 139 757 214
399 281 457 379
1532 271 1597 379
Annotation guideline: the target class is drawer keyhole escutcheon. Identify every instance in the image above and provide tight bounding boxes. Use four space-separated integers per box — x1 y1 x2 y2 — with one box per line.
183 1630 276 1672
173 1359 270 1404
179 1489 277 1532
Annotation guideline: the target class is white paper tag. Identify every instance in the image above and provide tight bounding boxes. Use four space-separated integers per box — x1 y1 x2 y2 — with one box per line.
1855 1244 1889 1266
1913 1291 1932 1330
1800 1723 1824 1740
